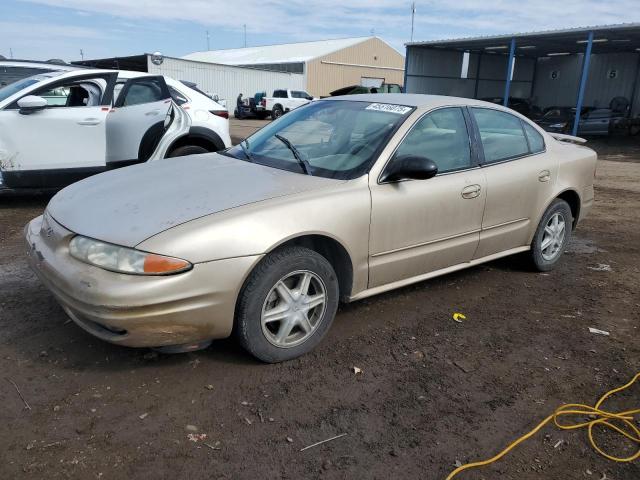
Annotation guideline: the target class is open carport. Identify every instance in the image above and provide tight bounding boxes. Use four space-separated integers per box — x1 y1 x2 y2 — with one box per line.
404 23 640 136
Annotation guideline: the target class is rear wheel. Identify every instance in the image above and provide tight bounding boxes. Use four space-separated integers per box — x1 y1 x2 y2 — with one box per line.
529 199 573 271
271 105 284 120
168 145 209 157
236 246 339 363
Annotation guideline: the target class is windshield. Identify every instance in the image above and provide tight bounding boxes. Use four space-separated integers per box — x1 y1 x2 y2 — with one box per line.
0 72 63 103
223 100 413 179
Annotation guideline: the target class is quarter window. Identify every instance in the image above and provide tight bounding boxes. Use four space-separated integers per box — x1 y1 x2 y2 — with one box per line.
393 107 472 173
522 121 545 153
471 108 529 163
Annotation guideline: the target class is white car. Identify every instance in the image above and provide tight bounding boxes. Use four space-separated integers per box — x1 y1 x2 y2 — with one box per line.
0 69 231 191
262 89 316 119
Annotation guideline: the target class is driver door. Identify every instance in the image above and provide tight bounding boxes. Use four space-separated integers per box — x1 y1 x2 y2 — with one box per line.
0 72 117 187
106 76 172 166
368 107 487 288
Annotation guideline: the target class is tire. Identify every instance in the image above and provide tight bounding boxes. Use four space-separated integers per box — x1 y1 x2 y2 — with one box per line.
168 145 209 158
271 105 284 120
236 246 339 363
529 199 573 271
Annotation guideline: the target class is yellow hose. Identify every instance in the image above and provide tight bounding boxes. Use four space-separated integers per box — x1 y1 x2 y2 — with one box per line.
446 373 640 480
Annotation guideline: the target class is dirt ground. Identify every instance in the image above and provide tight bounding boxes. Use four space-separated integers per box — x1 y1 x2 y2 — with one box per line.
1 125 639 479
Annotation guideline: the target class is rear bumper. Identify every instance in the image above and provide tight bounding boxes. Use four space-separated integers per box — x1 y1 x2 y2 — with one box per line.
25 214 261 348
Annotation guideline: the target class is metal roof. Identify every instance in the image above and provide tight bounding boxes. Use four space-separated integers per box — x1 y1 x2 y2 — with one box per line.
183 37 376 65
407 23 640 57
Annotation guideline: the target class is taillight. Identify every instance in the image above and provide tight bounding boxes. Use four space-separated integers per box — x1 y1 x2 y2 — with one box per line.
260 99 266 107
210 110 229 119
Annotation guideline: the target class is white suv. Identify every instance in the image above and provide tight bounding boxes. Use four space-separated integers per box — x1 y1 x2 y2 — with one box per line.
0 69 231 191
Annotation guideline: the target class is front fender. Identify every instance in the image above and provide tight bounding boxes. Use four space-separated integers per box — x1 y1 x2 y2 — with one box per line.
136 177 372 296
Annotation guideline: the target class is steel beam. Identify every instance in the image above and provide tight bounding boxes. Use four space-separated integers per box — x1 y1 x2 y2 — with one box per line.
503 38 516 106
573 31 594 137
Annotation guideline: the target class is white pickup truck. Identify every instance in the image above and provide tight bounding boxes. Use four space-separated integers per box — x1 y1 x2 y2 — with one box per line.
261 89 315 119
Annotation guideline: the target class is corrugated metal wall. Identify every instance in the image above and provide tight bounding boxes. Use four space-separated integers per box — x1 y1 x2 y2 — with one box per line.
306 38 405 97
406 46 640 115
534 52 640 111
147 56 306 111
405 47 535 100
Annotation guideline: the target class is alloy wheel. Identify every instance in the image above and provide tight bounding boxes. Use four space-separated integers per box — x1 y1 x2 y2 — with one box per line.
541 212 566 261
260 270 327 348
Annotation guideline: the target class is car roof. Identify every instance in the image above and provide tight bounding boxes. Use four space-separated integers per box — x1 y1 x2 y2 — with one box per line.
324 93 508 110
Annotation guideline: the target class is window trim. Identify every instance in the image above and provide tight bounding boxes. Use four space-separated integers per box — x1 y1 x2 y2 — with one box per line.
468 106 547 167
377 105 479 185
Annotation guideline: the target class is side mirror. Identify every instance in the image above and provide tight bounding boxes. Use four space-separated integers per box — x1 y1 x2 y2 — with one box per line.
306 96 313 101
18 95 48 115
381 155 438 182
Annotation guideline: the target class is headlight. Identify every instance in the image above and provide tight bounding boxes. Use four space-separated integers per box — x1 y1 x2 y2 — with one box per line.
550 123 568 128
69 236 191 275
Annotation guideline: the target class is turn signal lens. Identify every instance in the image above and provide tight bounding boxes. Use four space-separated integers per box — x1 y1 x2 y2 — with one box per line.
69 236 191 275
143 254 190 274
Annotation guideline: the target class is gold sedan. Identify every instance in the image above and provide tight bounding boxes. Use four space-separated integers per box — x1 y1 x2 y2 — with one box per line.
25 94 597 362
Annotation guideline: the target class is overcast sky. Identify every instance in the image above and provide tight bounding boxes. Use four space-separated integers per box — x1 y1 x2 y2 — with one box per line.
1 0 638 62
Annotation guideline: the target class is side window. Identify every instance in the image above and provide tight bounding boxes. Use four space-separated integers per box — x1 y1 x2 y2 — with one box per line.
29 80 103 108
168 86 189 106
394 107 471 173
273 90 287 98
121 78 165 107
522 121 545 153
471 108 529 163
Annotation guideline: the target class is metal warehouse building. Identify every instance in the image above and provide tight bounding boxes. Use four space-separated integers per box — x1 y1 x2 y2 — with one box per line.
404 23 640 135
73 54 305 111
184 37 405 97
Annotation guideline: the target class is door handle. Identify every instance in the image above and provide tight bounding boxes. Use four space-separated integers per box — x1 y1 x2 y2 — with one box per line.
461 184 481 199
145 110 161 116
538 170 551 182
77 118 101 126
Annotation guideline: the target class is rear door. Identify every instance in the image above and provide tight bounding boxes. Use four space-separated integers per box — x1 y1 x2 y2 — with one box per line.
470 107 557 259
106 75 172 166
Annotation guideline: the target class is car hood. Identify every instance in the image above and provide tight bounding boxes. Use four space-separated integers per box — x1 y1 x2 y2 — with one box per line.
47 153 339 248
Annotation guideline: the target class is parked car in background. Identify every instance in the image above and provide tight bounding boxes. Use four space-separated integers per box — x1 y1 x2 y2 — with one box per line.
262 89 316 119
481 96 542 119
330 83 403 96
536 106 629 136
0 69 231 191
26 94 597 362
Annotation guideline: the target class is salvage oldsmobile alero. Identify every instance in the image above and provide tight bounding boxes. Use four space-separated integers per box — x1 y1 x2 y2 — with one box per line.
25 94 597 362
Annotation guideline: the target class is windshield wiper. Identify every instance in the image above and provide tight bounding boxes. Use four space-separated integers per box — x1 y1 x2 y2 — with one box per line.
239 139 254 162
274 134 313 175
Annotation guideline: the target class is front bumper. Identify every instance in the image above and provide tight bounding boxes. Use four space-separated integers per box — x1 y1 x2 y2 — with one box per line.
25 214 261 348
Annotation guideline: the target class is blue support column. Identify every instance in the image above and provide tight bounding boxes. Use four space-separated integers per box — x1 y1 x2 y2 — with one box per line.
503 38 516 106
573 31 594 136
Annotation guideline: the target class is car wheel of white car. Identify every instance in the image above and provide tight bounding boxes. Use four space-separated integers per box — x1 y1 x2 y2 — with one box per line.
168 145 209 157
236 246 339 363
271 105 284 120
529 199 573 272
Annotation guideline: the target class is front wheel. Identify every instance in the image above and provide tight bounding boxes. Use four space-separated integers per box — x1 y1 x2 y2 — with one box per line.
236 246 339 363
168 145 209 157
529 199 573 271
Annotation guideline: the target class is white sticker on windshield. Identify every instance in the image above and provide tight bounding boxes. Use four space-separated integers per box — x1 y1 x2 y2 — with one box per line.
365 103 412 115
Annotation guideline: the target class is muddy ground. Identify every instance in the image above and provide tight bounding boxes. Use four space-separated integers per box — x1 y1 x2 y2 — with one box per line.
1 125 639 479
